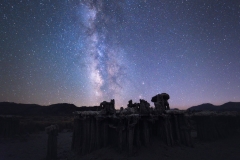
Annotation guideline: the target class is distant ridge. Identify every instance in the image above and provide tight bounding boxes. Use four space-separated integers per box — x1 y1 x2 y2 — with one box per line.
187 102 240 111
0 102 100 116
2 101 240 115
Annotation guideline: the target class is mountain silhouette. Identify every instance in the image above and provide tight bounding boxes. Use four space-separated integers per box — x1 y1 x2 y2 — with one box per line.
187 102 240 111
0 102 100 116
1 101 240 115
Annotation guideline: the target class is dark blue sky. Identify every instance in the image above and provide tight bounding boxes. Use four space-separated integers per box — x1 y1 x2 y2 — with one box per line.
0 0 240 109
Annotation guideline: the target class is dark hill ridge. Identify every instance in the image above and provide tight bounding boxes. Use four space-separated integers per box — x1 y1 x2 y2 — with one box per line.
1 101 240 115
0 102 100 116
187 102 240 111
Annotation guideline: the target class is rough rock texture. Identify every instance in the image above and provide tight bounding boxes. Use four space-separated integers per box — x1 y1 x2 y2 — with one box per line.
46 124 58 160
0 115 20 138
71 97 239 156
71 110 193 155
152 93 170 113
190 111 240 141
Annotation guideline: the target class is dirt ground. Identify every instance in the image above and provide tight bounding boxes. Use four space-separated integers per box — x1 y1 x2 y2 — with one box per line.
1 131 240 160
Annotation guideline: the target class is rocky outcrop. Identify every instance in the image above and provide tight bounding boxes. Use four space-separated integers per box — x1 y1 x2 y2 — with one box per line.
71 106 193 155
151 93 170 113
0 115 20 138
46 124 59 160
190 111 240 141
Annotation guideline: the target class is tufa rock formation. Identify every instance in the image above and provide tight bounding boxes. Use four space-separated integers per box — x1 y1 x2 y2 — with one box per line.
0 115 20 138
151 93 170 113
71 94 194 155
189 111 240 141
46 124 59 160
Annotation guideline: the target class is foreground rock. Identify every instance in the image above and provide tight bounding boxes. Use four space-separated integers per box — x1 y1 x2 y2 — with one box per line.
71 97 193 155
189 111 240 141
0 115 20 138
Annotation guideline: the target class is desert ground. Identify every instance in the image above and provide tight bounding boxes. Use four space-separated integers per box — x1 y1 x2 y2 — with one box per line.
1 130 240 160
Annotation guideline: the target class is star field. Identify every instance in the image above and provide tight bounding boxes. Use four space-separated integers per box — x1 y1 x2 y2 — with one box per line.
0 0 240 109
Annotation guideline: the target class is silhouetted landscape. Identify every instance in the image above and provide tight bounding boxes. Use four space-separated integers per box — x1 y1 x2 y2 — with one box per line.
0 102 101 116
188 102 240 112
1 99 240 160
1 101 240 116
1 0 240 159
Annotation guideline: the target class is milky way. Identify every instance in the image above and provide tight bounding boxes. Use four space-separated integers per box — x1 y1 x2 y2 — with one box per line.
78 1 127 104
0 0 240 109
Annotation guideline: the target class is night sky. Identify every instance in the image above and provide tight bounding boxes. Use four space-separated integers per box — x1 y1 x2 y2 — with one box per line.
0 0 240 109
